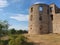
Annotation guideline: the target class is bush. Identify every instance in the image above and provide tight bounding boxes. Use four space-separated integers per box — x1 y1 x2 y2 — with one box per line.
8 39 15 45
17 30 28 34
8 35 27 45
0 40 9 45
3 40 9 45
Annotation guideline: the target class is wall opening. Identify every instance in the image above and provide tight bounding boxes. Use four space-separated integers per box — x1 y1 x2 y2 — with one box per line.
40 27 42 30
40 25 42 33
50 7 53 12
31 7 33 12
50 14 53 21
39 6 43 11
39 16 42 20
47 9 49 14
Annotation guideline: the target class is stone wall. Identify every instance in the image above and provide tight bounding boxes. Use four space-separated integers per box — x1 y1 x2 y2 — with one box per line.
50 4 60 34
28 4 50 34
28 3 60 34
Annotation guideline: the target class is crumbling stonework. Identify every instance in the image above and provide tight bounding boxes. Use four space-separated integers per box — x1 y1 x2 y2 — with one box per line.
28 3 60 34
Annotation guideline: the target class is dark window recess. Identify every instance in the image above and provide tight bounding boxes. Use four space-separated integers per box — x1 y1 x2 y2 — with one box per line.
50 15 53 20
30 15 33 21
47 9 49 14
31 7 33 12
50 7 53 12
39 16 42 20
30 25 32 29
40 25 42 30
40 28 42 30
39 6 43 11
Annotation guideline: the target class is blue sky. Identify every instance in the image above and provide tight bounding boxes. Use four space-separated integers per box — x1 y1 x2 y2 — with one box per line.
0 0 60 30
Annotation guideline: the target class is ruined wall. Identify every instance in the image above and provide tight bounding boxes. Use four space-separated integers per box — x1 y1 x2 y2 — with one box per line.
28 4 50 34
50 4 60 34
53 13 60 33
28 3 60 34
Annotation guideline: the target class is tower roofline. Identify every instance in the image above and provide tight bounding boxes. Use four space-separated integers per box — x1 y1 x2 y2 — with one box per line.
31 3 49 7
50 3 56 5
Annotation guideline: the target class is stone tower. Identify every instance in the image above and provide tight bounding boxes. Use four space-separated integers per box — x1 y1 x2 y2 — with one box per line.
28 4 51 34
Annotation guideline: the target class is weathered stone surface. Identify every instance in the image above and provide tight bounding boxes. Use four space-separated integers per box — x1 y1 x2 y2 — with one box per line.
28 3 60 34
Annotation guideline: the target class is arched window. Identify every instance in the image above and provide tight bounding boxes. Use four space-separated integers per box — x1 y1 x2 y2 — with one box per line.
39 6 43 11
31 7 33 12
50 7 53 12
30 28 32 30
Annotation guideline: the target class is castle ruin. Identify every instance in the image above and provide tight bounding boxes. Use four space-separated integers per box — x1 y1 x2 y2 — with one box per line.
28 3 60 34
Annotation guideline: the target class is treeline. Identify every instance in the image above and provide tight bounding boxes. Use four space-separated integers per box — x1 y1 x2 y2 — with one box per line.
8 29 28 35
0 20 9 36
0 20 28 36
0 20 32 45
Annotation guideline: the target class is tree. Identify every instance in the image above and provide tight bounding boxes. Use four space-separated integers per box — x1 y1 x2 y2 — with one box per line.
17 30 23 34
9 28 16 34
17 30 28 34
23 30 28 33
0 20 9 44
0 24 4 36
0 20 9 36
0 24 4 44
0 20 9 35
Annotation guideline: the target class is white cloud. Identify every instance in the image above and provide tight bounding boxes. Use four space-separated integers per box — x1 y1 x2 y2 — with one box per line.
9 25 28 30
34 2 45 4
9 25 19 30
10 14 29 21
0 0 8 8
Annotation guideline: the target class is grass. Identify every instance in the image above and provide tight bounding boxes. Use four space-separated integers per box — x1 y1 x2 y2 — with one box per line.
24 34 60 45
1 34 60 45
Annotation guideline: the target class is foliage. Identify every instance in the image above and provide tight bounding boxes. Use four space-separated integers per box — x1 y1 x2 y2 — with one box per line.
0 40 9 45
8 35 27 45
0 20 9 45
9 28 16 34
8 29 28 35
17 30 23 34
23 30 28 33
17 30 28 34
0 20 9 36
0 20 29 45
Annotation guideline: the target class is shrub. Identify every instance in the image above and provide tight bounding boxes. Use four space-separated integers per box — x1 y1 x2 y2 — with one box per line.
8 35 27 45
